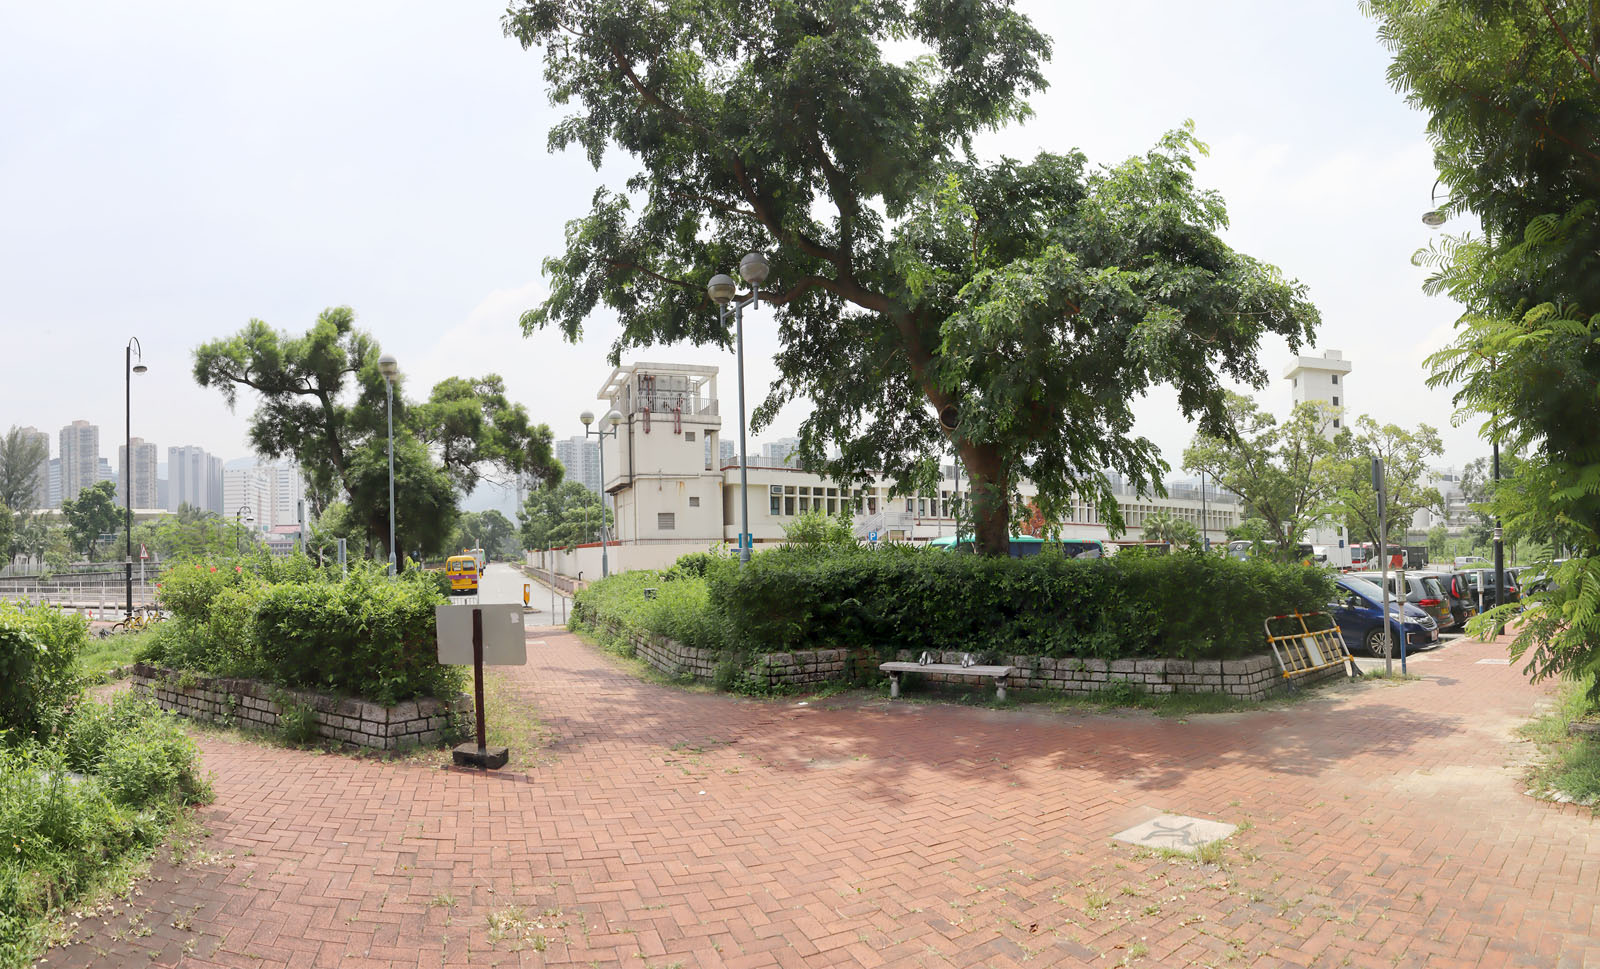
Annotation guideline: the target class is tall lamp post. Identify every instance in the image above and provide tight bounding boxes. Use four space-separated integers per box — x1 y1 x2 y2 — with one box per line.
579 409 622 577
707 251 770 566
377 354 399 575
1199 469 1210 553
234 505 253 554
124 338 147 616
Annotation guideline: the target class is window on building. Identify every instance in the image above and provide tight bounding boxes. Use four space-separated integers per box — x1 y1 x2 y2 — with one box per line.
905 498 914 513
1333 419 1341 428
688 496 699 507
918 498 928 516
657 512 676 530
685 431 695 442
770 495 781 516
785 494 795 515
1331 374 1338 385
1332 396 1339 406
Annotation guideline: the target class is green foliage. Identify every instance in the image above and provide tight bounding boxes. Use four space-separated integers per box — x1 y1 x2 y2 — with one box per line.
0 693 209 965
782 509 857 548
270 692 321 746
576 547 1332 663
1185 393 1340 554
520 480 610 550
0 428 47 517
0 602 86 743
130 504 243 563
450 509 519 560
505 3 1318 555
60 480 126 563
144 557 465 706
192 307 559 561
1329 416 1444 548
1370 0 1600 695
1140 512 1200 550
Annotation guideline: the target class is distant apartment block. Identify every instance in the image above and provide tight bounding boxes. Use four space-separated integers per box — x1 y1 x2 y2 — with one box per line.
16 426 50 509
168 446 225 514
555 436 602 496
224 463 308 531
58 420 99 503
118 437 159 509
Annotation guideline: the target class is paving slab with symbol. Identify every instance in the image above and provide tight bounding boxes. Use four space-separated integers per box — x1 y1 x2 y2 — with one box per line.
1112 813 1237 852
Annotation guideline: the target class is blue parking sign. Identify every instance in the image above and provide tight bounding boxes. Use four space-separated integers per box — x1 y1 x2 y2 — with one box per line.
868 530 879 543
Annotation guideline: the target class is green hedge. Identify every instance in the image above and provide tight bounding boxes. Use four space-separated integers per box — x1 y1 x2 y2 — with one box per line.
574 546 1336 662
138 557 464 706
0 603 86 743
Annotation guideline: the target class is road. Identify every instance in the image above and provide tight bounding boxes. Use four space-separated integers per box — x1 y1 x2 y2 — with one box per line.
475 560 572 626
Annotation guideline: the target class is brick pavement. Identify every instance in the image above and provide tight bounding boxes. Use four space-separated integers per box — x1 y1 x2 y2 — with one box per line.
44 629 1600 969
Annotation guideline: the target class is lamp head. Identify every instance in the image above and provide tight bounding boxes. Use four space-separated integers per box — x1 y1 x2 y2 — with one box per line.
1421 209 1447 227
707 273 737 305
579 410 595 427
132 363 148 374
738 251 769 286
605 409 623 428
377 354 399 379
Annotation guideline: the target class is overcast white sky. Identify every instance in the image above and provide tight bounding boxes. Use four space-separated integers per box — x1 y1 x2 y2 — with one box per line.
0 1 1484 511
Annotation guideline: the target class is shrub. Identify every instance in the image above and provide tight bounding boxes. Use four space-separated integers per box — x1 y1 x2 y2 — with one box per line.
579 545 1335 663
0 602 87 743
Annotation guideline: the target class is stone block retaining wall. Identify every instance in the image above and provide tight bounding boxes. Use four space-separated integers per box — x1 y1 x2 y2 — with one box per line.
594 619 1344 699
130 663 469 750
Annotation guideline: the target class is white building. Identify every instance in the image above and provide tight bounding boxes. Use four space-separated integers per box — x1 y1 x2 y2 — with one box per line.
117 437 159 510
58 420 99 504
168 446 225 514
554 436 602 496
223 463 307 531
1284 348 1353 565
16 426 50 510
531 362 1242 578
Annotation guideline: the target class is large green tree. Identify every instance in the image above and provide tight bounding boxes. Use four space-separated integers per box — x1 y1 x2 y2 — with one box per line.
1183 394 1340 556
193 307 559 560
520 481 610 550
1329 417 1445 548
0 427 47 515
1369 0 1600 693
450 509 520 560
505 1 1319 555
60 481 126 562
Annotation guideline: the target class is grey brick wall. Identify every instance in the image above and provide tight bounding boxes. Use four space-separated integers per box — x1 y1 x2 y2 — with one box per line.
129 663 470 750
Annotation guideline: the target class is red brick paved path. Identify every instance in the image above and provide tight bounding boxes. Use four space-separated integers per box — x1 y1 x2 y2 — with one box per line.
45 630 1600 968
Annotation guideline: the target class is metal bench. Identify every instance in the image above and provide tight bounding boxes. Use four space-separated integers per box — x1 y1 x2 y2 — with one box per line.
879 661 1015 700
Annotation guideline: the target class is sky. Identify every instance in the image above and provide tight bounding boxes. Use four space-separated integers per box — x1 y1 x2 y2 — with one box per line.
0 1 1484 514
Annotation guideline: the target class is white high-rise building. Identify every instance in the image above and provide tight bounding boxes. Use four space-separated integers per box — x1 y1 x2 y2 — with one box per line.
223 463 308 530
555 436 602 496
58 420 99 503
118 437 159 509
168 446 225 514
1284 349 1353 436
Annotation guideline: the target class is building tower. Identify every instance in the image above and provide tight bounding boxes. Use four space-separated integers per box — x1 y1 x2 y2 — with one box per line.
15 426 50 510
118 437 159 509
58 420 100 504
1283 349 1353 436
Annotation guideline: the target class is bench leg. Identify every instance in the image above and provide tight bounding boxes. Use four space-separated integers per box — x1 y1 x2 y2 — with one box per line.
995 678 1007 702
889 671 900 699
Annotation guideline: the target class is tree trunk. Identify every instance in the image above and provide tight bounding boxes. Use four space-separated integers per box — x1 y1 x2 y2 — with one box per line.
961 442 1011 557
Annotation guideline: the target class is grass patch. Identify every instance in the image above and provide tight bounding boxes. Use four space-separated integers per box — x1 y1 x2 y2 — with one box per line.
1360 669 1424 682
77 628 155 681
1520 676 1600 805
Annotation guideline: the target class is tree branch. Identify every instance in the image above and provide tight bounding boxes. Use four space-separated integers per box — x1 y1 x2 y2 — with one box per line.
1537 0 1600 86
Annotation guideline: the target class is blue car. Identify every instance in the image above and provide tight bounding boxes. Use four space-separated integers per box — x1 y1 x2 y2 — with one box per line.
1330 575 1439 658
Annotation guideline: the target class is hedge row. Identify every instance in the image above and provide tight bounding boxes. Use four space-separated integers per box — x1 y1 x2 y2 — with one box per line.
574 546 1337 662
137 557 464 706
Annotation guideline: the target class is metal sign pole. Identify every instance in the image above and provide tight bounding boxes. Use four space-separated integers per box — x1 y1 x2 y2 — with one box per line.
472 607 487 755
1373 457 1393 676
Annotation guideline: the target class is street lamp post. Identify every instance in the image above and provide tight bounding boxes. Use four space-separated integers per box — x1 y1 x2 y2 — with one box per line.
235 505 253 554
580 409 622 577
1199 469 1210 553
707 251 770 566
378 354 399 575
124 338 147 616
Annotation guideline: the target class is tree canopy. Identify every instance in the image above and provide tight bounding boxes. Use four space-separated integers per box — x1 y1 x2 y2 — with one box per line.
1183 394 1340 555
0 427 47 515
60 481 125 562
1369 0 1600 695
520 481 610 550
505 0 1319 555
1329 416 1444 548
451 509 520 560
194 307 560 559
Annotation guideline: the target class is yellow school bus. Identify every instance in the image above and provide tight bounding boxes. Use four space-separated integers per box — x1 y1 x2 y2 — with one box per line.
445 555 480 596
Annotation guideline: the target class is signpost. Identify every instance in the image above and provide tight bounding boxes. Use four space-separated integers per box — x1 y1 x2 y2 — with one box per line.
1372 457 1395 676
523 583 531 609
436 603 528 769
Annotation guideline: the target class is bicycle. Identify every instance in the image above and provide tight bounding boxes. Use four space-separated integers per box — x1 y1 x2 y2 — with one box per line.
110 609 165 634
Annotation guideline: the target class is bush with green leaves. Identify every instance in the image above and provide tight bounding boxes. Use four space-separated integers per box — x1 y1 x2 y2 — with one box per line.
575 545 1334 663
0 602 87 743
0 693 210 966
142 557 464 706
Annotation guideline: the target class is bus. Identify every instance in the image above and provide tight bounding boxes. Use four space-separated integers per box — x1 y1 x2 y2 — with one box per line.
445 554 481 597
927 535 1111 558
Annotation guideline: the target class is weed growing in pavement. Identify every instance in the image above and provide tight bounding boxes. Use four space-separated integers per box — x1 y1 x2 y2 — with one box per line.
1519 674 1600 805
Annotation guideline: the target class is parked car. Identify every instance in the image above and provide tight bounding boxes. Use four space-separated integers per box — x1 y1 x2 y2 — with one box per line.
1355 572 1454 631
1330 574 1439 657
1432 571 1480 631
1461 568 1521 609
1455 555 1488 568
